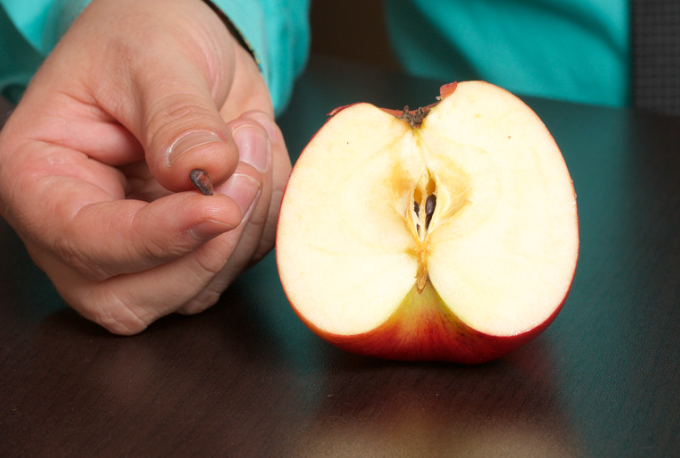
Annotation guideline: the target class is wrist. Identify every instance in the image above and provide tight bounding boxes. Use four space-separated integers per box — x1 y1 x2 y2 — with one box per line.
202 0 257 62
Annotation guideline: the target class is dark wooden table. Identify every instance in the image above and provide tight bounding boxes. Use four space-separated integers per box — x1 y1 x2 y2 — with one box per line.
2 57 680 457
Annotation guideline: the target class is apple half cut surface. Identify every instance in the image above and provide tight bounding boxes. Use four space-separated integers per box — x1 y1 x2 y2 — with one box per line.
276 81 579 363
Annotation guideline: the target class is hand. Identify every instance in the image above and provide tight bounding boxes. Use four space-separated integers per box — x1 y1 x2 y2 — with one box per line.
0 0 291 334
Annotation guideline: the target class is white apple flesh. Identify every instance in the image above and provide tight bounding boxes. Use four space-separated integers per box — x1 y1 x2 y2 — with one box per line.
276 81 579 363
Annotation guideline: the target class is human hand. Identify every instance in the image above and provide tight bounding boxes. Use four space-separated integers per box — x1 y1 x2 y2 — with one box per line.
0 0 291 334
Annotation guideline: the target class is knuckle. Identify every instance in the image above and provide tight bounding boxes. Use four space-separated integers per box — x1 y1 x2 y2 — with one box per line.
133 234 173 264
246 197 270 228
193 249 226 279
52 236 113 282
179 289 221 315
84 290 150 336
144 95 216 153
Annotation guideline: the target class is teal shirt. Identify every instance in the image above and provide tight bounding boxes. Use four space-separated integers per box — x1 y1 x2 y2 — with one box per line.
0 0 88 101
0 0 311 114
385 0 630 108
1 0 628 112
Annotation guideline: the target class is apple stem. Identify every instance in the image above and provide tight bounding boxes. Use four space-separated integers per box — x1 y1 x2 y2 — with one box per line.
398 106 429 128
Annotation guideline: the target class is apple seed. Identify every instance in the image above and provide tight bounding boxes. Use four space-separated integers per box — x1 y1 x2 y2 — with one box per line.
425 194 436 229
190 169 214 196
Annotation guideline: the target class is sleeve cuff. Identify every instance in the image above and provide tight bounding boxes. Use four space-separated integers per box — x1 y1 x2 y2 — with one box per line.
207 0 310 115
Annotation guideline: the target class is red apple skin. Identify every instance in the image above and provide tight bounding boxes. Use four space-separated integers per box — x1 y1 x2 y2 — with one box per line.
328 82 458 119
278 81 578 364
283 278 573 364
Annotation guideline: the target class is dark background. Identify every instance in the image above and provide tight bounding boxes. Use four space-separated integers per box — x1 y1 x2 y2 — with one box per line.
311 0 399 71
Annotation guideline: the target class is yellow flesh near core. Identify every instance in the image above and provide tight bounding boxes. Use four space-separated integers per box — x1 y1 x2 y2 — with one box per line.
277 82 579 336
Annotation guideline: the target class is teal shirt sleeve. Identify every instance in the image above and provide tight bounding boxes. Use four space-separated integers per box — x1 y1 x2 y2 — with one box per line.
0 0 310 114
0 0 91 102
384 0 630 108
210 0 310 114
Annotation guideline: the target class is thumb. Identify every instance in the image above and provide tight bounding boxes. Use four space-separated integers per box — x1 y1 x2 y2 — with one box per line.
134 63 240 193
108 6 241 193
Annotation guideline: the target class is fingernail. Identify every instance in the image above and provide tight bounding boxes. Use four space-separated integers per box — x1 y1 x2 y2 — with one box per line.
219 173 261 218
189 219 235 241
167 132 223 167
247 112 280 144
233 125 270 172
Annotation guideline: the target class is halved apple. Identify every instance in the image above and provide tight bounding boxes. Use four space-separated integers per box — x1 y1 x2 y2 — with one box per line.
276 81 579 363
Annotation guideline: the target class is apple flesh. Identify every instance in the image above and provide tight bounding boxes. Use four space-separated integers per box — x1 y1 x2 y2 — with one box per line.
276 81 579 363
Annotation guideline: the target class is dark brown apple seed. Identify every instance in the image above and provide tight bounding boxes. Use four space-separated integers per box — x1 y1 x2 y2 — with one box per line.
190 169 214 196
425 194 436 229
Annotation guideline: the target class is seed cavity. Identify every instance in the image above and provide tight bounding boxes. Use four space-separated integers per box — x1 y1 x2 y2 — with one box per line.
408 171 438 293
